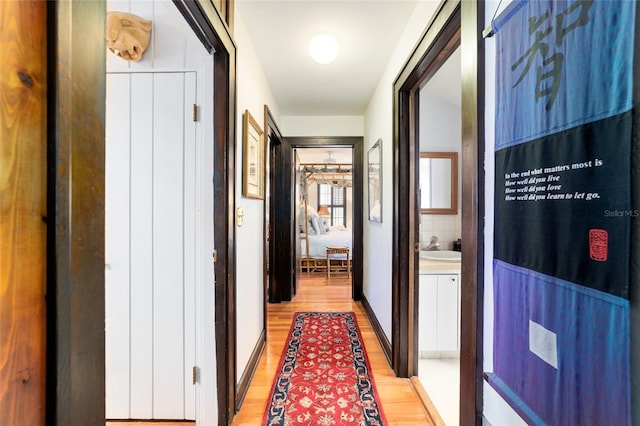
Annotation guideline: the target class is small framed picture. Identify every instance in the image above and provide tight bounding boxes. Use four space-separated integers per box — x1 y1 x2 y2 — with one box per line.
368 139 382 222
242 109 264 199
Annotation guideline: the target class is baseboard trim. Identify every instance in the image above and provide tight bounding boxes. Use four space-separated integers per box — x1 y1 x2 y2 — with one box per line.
235 328 266 411
410 376 446 426
360 294 392 366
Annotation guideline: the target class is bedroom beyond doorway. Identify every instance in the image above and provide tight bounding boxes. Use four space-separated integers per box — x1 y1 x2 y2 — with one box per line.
296 147 354 277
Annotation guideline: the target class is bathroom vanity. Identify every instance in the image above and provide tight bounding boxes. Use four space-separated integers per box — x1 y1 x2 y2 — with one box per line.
418 254 461 357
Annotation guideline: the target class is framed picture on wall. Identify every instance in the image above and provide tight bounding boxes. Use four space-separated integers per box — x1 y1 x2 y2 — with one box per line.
242 109 264 199
368 139 382 222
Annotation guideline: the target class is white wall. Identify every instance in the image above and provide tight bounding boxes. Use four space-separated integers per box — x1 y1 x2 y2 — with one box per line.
482 1 526 424
234 12 282 385
281 115 363 136
418 92 462 250
418 94 461 152
362 0 440 342
107 0 208 72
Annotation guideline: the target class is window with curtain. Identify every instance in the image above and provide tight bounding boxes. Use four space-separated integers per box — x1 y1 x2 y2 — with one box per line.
317 183 345 226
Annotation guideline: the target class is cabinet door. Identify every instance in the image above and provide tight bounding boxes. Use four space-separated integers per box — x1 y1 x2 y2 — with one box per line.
419 275 438 352
436 274 459 351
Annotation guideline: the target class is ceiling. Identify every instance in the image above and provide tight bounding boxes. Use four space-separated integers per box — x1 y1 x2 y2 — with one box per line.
235 0 423 116
235 0 461 164
296 147 353 164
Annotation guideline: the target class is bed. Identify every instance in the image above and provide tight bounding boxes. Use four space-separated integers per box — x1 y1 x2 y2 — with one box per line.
299 202 352 273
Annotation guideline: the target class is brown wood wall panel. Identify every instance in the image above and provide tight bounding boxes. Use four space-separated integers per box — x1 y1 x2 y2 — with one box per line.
52 1 106 424
0 1 48 424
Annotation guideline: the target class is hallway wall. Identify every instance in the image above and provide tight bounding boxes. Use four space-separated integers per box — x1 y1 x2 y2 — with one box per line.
481 3 523 422
363 0 440 342
234 11 281 384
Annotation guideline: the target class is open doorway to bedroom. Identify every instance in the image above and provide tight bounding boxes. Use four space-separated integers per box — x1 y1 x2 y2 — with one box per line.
285 137 364 303
297 148 354 284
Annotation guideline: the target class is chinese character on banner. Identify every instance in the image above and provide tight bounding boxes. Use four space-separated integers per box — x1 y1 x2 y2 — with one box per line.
511 0 594 110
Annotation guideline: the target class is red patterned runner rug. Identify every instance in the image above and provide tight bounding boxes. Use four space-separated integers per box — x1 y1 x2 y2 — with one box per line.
263 312 387 425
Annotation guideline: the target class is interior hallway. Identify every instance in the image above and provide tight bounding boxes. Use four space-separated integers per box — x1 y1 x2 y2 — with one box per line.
105 273 435 425
232 273 434 425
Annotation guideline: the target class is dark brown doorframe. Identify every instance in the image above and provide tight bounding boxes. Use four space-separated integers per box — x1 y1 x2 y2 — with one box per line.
459 3 485 423
270 138 296 302
172 1 237 423
392 1 485 425
392 0 461 378
263 106 283 310
49 0 235 423
49 1 106 423
285 137 364 301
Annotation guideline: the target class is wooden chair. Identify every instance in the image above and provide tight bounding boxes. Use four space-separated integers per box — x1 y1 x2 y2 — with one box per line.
326 245 350 279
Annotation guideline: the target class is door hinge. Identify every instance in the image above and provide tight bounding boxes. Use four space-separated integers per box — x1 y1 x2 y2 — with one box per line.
212 250 217 263
192 366 198 385
192 104 199 122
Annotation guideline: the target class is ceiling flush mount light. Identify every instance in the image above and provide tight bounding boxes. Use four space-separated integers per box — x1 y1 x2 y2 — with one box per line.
324 151 336 164
309 34 339 65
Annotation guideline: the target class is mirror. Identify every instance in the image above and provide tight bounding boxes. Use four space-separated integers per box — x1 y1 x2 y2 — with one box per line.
420 152 458 214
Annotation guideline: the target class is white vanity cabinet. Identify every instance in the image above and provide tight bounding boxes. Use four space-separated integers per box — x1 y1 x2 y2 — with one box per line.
419 273 460 353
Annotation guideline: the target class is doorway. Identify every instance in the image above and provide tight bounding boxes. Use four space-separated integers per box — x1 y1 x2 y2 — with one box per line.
40 0 236 423
416 46 462 425
105 71 199 420
296 147 355 287
392 0 484 424
285 137 364 302
104 0 217 422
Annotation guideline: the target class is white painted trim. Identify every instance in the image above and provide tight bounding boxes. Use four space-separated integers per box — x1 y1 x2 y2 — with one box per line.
195 52 216 426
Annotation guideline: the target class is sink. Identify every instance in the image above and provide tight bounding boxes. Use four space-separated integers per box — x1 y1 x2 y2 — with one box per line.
420 250 461 261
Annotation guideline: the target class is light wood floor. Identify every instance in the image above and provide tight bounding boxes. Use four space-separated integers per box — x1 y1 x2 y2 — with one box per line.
107 274 433 426
232 273 433 425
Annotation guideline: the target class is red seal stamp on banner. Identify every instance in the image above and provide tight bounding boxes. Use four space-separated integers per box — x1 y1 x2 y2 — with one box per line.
589 229 608 261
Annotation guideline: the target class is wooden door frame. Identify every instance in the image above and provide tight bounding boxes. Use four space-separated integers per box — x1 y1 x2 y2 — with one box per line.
286 137 364 301
264 105 283 305
392 1 485 425
269 137 296 302
48 1 106 423
171 2 237 423
48 0 236 423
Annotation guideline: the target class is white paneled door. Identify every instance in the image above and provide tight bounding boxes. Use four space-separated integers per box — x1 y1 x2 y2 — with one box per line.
106 72 197 420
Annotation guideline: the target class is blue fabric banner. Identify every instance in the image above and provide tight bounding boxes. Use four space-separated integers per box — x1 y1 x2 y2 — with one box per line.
491 0 634 423
490 260 630 425
495 111 632 298
495 0 635 149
